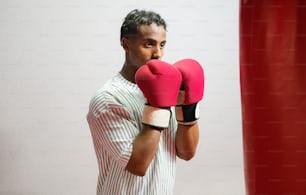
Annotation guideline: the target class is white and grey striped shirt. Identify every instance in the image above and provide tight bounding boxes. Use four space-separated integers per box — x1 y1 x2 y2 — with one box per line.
87 73 177 195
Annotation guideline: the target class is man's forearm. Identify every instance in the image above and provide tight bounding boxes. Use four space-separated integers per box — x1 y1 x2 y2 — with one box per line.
175 122 199 160
125 126 161 176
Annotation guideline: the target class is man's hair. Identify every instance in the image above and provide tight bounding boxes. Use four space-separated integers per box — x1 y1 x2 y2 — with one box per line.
120 9 167 40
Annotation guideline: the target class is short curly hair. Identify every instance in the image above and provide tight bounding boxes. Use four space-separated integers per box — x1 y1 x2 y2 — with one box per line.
120 9 167 40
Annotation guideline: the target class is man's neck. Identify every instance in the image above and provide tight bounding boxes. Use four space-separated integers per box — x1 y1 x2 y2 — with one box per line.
120 63 136 83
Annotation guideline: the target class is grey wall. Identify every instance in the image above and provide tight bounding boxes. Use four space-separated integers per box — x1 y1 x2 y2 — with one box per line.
0 0 244 194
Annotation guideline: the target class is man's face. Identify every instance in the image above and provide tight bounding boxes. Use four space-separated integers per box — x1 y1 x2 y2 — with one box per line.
123 23 167 69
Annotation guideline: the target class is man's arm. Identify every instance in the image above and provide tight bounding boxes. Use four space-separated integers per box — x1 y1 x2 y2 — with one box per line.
175 123 199 160
126 121 200 176
125 126 161 176
173 59 204 160
126 60 182 176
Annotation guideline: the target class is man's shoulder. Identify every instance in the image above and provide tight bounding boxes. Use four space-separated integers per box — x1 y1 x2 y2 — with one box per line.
89 73 143 109
89 74 125 103
95 74 125 95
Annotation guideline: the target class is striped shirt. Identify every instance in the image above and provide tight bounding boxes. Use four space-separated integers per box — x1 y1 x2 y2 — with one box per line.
87 73 177 195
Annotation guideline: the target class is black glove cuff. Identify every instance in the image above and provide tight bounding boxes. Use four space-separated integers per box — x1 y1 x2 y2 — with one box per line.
175 103 199 125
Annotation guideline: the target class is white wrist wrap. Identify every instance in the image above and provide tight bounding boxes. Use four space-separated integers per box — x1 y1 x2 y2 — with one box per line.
142 104 171 129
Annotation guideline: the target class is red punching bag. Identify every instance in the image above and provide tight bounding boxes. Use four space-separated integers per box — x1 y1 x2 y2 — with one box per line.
240 0 306 194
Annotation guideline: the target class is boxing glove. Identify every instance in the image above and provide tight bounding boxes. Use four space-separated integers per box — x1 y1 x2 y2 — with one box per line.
174 59 204 125
135 59 182 129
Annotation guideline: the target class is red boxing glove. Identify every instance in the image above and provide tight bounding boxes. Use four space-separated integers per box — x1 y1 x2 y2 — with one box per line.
135 59 182 129
174 59 205 125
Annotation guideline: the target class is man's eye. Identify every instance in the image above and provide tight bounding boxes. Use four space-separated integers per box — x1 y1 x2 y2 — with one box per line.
160 43 166 48
145 42 154 47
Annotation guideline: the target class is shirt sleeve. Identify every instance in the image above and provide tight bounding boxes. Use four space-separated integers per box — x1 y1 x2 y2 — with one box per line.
87 92 139 168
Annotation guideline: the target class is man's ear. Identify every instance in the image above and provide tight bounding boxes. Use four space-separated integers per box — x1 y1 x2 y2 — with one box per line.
121 37 129 51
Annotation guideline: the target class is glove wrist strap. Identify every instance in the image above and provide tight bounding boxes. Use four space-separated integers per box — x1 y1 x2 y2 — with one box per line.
142 104 171 130
175 103 199 125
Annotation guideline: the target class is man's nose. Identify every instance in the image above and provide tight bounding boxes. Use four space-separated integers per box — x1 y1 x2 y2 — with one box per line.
152 47 162 59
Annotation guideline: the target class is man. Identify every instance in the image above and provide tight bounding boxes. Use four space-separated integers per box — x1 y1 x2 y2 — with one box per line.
87 9 203 195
